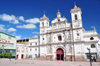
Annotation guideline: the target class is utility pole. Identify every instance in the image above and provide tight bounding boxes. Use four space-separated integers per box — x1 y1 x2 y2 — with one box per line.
87 48 92 66
2 45 5 58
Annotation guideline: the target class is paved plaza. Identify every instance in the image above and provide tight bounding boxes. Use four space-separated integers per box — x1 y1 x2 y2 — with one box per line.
0 59 100 66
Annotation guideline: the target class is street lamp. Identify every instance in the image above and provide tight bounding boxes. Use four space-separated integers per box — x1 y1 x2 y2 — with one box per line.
87 48 92 66
0 45 5 58
2 45 6 58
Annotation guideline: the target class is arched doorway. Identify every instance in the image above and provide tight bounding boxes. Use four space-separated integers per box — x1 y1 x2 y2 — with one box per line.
17 55 18 59
56 48 64 61
21 54 24 59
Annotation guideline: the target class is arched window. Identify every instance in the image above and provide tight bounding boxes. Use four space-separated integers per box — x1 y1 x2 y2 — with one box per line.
91 44 95 48
58 18 60 21
53 23 56 26
47 22 48 25
35 48 37 51
75 14 78 20
42 22 44 27
90 37 94 40
77 33 79 36
98 44 100 48
43 38 44 40
35 43 37 45
58 35 62 41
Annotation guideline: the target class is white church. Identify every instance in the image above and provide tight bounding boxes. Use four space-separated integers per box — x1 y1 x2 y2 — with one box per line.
39 5 100 61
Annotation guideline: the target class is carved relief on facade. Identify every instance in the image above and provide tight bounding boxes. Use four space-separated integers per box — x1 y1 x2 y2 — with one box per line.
66 45 72 53
74 24 80 28
47 34 51 43
75 30 81 41
47 45 52 54
66 32 71 41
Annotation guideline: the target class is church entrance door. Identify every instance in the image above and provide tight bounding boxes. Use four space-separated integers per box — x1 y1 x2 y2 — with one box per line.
21 54 24 59
56 48 64 61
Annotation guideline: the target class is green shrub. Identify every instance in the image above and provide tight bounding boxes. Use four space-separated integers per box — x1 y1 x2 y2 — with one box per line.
0 53 12 58
0 54 3 58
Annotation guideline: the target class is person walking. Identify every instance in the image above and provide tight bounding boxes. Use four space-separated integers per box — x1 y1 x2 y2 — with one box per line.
91 56 94 62
93 56 96 62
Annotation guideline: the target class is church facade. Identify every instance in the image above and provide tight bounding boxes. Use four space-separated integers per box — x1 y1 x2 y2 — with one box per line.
39 5 100 61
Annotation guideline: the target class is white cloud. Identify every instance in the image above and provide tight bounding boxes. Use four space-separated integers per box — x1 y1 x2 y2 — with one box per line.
8 28 16 32
19 16 24 21
11 15 16 20
0 13 40 25
9 19 19 24
32 32 39 34
16 24 36 29
0 14 19 24
13 20 19 24
34 35 38 38
16 35 21 40
0 24 6 31
0 14 13 21
25 18 40 24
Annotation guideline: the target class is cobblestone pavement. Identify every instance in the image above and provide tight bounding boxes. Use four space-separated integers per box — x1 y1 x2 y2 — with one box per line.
0 59 100 66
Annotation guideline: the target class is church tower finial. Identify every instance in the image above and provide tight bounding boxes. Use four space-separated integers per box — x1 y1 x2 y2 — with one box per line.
40 11 49 21
57 9 61 18
58 9 60 12
43 11 46 17
74 2 77 8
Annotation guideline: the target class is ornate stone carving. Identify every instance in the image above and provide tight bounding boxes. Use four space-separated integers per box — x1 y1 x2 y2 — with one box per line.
47 45 52 54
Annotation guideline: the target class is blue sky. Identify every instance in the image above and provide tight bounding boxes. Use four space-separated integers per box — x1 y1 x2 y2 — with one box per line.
0 0 100 39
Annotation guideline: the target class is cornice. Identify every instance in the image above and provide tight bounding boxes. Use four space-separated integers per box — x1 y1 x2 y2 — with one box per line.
40 27 82 35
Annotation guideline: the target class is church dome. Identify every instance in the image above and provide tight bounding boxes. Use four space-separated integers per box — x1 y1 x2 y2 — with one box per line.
51 10 68 23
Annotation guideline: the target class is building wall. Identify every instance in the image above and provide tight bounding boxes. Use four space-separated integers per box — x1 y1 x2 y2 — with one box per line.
0 32 16 56
28 37 40 59
16 44 28 59
39 5 100 61
16 37 40 59
16 5 100 61
16 39 29 59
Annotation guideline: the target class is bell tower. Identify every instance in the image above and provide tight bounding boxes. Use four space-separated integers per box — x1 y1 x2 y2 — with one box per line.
40 13 49 45
40 13 49 34
70 4 83 42
40 13 49 28
70 4 82 28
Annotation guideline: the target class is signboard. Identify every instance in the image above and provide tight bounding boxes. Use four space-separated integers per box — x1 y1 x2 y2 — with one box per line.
0 40 10 43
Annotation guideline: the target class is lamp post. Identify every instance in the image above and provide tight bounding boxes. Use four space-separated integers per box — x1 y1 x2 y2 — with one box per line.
2 45 5 58
0 45 5 58
87 48 92 66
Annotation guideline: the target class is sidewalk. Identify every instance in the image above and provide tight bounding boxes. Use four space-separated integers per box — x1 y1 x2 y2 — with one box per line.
0 59 100 66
